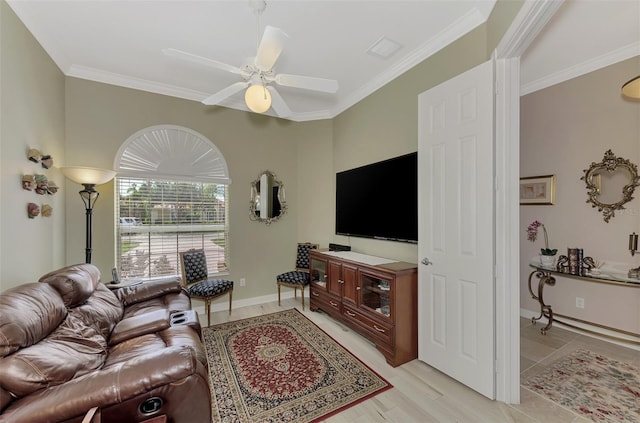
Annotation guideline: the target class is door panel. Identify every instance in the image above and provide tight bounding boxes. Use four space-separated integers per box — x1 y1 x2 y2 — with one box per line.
328 261 342 297
418 60 495 399
341 264 358 305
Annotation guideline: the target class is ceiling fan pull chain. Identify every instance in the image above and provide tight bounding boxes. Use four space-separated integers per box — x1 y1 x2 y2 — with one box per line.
261 75 268 99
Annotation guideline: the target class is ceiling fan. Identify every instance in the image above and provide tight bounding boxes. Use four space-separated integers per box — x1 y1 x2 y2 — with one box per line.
163 1 338 118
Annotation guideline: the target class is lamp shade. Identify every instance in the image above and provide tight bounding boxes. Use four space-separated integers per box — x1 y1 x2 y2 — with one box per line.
244 84 272 113
61 166 116 185
621 76 640 99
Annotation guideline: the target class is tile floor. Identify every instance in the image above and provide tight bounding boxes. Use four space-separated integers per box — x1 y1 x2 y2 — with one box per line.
205 299 639 422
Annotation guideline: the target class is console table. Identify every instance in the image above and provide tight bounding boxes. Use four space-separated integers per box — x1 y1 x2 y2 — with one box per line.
309 250 418 367
528 264 640 345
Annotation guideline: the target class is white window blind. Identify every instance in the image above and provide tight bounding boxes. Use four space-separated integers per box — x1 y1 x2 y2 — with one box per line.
116 177 228 279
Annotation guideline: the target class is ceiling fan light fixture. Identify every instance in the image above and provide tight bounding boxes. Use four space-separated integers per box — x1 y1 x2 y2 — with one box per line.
621 75 640 99
245 84 272 113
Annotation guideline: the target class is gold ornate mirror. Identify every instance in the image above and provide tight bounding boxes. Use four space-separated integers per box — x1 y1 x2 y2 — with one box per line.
581 149 640 222
249 170 287 224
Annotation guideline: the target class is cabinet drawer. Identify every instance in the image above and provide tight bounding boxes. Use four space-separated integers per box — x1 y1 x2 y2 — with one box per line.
343 305 394 346
310 287 341 316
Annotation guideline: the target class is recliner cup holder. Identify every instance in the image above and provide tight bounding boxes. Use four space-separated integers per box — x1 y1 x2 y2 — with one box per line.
139 396 163 414
169 310 198 331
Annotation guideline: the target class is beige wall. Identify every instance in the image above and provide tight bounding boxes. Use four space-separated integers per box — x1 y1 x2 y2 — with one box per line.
330 25 498 263
520 57 640 333
326 0 523 263
0 2 66 290
1 0 523 300
64 77 332 301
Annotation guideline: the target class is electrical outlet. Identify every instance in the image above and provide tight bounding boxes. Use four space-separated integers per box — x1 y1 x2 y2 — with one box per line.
576 297 585 309
240 278 246 287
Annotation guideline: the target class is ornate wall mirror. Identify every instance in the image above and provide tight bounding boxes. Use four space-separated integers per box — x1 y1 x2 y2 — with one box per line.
249 170 287 224
581 149 640 222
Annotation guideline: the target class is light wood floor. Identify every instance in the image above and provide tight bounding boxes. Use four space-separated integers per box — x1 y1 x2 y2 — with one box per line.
204 298 638 422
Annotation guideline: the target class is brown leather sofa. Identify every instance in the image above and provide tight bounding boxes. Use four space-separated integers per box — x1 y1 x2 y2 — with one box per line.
0 264 211 423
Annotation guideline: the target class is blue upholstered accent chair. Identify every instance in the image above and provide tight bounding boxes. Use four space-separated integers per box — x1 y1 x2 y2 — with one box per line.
277 242 318 310
179 249 233 326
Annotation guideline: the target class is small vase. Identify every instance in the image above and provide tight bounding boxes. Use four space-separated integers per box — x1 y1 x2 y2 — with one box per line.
540 255 556 267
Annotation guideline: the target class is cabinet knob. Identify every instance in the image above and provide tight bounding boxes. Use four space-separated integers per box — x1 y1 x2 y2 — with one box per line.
373 324 386 333
356 286 361 290
345 310 356 317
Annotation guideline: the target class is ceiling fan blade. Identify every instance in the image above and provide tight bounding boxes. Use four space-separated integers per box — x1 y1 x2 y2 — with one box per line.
163 48 243 76
202 81 249 105
255 26 289 71
267 86 292 118
274 74 339 93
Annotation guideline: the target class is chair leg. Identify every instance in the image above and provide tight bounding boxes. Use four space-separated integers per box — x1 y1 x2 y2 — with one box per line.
205 299 211 327
293 287 297 299
301 286 305 311
228 288 233 315
277 283 281 306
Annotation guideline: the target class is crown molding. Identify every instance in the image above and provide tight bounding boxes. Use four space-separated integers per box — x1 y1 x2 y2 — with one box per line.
332 7 487 118
67 65 338 122
60 8 489 123
521 42 640 96
495 0 564 59
67 65 210 101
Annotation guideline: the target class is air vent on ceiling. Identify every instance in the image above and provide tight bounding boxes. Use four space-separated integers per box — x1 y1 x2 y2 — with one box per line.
366 36 402 59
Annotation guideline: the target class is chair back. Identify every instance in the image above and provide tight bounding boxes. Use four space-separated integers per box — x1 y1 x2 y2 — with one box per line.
179 249 209 286
295 243 319 272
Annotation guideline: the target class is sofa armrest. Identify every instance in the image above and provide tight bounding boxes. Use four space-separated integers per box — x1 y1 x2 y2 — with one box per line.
0 346 206 423
114 278 183 307
108 310 170 346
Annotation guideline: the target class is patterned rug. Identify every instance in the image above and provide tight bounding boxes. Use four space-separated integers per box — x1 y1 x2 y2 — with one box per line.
203 309 392 422
523 349 640 422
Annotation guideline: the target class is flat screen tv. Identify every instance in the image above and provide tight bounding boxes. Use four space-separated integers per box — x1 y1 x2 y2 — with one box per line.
336 152 418 243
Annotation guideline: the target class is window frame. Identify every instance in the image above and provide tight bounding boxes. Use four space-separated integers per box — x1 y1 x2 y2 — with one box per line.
113 125 231 281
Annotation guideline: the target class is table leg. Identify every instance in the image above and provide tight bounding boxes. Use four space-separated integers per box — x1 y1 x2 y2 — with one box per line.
527 270 556 335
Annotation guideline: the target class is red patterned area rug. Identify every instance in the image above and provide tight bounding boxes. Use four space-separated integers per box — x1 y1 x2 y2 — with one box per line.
203 309 392 423
523 349 640 422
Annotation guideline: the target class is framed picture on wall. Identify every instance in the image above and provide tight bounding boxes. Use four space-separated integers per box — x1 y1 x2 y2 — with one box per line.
520 175 556 205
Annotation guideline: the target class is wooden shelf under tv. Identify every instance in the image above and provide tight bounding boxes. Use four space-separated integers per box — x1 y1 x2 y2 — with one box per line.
309 250 418 367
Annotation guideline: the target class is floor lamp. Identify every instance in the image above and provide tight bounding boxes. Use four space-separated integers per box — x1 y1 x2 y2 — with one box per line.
61 166 116 264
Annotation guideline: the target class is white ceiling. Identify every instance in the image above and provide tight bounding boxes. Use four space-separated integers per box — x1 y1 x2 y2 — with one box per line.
7 1 640 121
521 0 640 96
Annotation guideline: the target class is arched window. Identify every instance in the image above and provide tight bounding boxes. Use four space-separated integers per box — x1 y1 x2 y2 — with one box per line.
113 125 230 279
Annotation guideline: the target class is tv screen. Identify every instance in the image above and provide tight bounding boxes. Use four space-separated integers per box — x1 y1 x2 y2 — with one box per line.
336 152 418 243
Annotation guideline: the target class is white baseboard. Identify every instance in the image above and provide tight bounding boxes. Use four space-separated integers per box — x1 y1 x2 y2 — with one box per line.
191 290 304 316
520 308 639 351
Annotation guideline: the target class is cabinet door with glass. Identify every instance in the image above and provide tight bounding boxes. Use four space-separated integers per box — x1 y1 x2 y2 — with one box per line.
310 256 328 290
359 269 393 320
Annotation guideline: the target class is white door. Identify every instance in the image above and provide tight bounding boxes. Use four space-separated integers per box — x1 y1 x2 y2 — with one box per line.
417 60 495 399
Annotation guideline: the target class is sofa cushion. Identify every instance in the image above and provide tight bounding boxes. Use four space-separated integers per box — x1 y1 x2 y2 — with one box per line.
0 386 12 413
39 263 101 308
115 278 183 307
123 295 191 321
0 312 107 397
0 283 67 358
71 284 123 339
